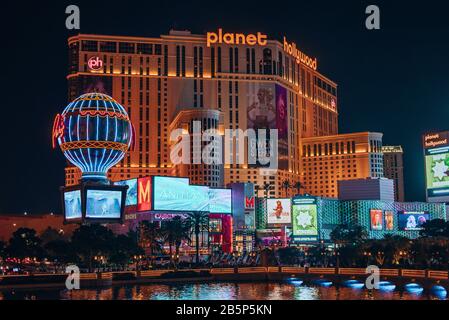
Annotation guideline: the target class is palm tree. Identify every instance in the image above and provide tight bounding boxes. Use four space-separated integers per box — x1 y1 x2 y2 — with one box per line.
161 217 189 269
293 181 302 196
282 180 290 197
185 211 209 266
139 221 163 267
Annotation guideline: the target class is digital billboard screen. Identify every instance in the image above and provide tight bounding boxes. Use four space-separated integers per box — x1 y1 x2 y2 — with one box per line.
85 189 123 219
292 197 318 241
64 190 82 220
208 188 232 214
398 211 430 231
152 176 209 212
267 198 291 224
370 209 383 231
425 151 449 199
115 178 137 206
423 131 449 201
385 211 394 231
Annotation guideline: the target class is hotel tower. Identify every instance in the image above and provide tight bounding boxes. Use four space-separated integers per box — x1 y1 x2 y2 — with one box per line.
65 29 340 197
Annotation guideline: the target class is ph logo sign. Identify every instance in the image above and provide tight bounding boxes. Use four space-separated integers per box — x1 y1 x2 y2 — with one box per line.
88 56 103 71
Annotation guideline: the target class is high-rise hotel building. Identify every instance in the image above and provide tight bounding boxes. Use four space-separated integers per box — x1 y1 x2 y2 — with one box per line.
65 29 339 197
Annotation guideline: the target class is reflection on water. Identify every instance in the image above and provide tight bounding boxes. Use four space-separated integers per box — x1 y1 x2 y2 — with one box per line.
0 282 446 300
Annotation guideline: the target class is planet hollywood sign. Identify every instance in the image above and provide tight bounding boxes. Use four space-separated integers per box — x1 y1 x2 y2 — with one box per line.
283 37 317 71
88 56 103 71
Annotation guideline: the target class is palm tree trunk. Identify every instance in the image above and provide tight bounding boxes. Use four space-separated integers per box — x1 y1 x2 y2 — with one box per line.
195 230 200 266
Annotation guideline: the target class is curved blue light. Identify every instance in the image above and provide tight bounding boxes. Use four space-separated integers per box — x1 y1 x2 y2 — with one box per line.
431 285 447 300
342 280 365 289
404 283 424 295
313 279 333 287
378 281 396 292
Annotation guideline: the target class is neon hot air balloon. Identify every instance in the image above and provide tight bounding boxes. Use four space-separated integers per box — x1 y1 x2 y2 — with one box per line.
52 92 134 183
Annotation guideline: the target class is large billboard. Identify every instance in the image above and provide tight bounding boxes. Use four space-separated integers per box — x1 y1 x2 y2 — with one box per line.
115 178 137 206
152 176 209 212
85 189 123 219
63 190 82 220
370 209 383 231
423 131 449 202
291 197 318 241
384 211 394 231
247 83 289 170
267 198 291 225
208 188 232 214
275 84 288 170
398 211 430 231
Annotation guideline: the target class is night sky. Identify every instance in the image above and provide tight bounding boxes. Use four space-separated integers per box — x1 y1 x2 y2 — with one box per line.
2 0 449 214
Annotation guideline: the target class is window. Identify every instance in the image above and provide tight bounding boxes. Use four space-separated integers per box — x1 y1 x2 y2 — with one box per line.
137 43 152 54
119 42 135 53
81 40 98 52
99 41 116 52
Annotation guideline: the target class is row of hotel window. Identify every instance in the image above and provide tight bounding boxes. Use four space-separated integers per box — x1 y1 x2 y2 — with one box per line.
73 40 337 97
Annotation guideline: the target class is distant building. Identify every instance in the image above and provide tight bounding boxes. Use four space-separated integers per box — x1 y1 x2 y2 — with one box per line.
382 145 405 202
338 177 395 202
301 132 384 198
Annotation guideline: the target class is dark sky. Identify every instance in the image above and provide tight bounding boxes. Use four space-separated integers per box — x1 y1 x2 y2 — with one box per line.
2 0 449 214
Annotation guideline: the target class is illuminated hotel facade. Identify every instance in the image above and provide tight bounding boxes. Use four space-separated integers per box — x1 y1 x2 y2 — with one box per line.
65 29 338 196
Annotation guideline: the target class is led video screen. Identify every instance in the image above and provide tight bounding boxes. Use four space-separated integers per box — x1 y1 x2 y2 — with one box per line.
292 198 318 240
115 178 137 206
384 211 394 231
425 152 449 198
370 209 383 231
64 190 82 220
208 188 232 214
398 211 430 231
152 176 209 212
267 198 291 224
85 189 123 219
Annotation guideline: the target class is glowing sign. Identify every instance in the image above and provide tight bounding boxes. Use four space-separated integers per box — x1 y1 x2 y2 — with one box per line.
292 197 318 241
245 197 255 209
52 114 65 149
283 37 317 70
88 56 103 71
137 177 152 211
398 211 430 231
370 209 383 231
115 178 137 206
267 198 291 225
85 189 122 219
206 28 267 47
423 131 449 149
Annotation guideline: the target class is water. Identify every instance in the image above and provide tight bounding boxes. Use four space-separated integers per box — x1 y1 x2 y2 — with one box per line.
0 282 446 300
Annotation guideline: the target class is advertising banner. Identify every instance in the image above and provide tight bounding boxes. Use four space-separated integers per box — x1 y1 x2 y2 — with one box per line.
267 198 291 224
85 189 122 219
275 84 288 170
370 209 383 231
292 197 318 241
137 176 152 212
64 190 82 220
423 131 449 201
208 188 232 214
384 211 394 231
115 178 137 206
398 211 430 231
152 176 209 211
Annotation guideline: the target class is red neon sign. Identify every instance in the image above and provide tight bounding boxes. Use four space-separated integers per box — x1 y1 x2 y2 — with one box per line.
245 196 255 209
137 177 152 211
52 114 65 148
88 56 103 71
